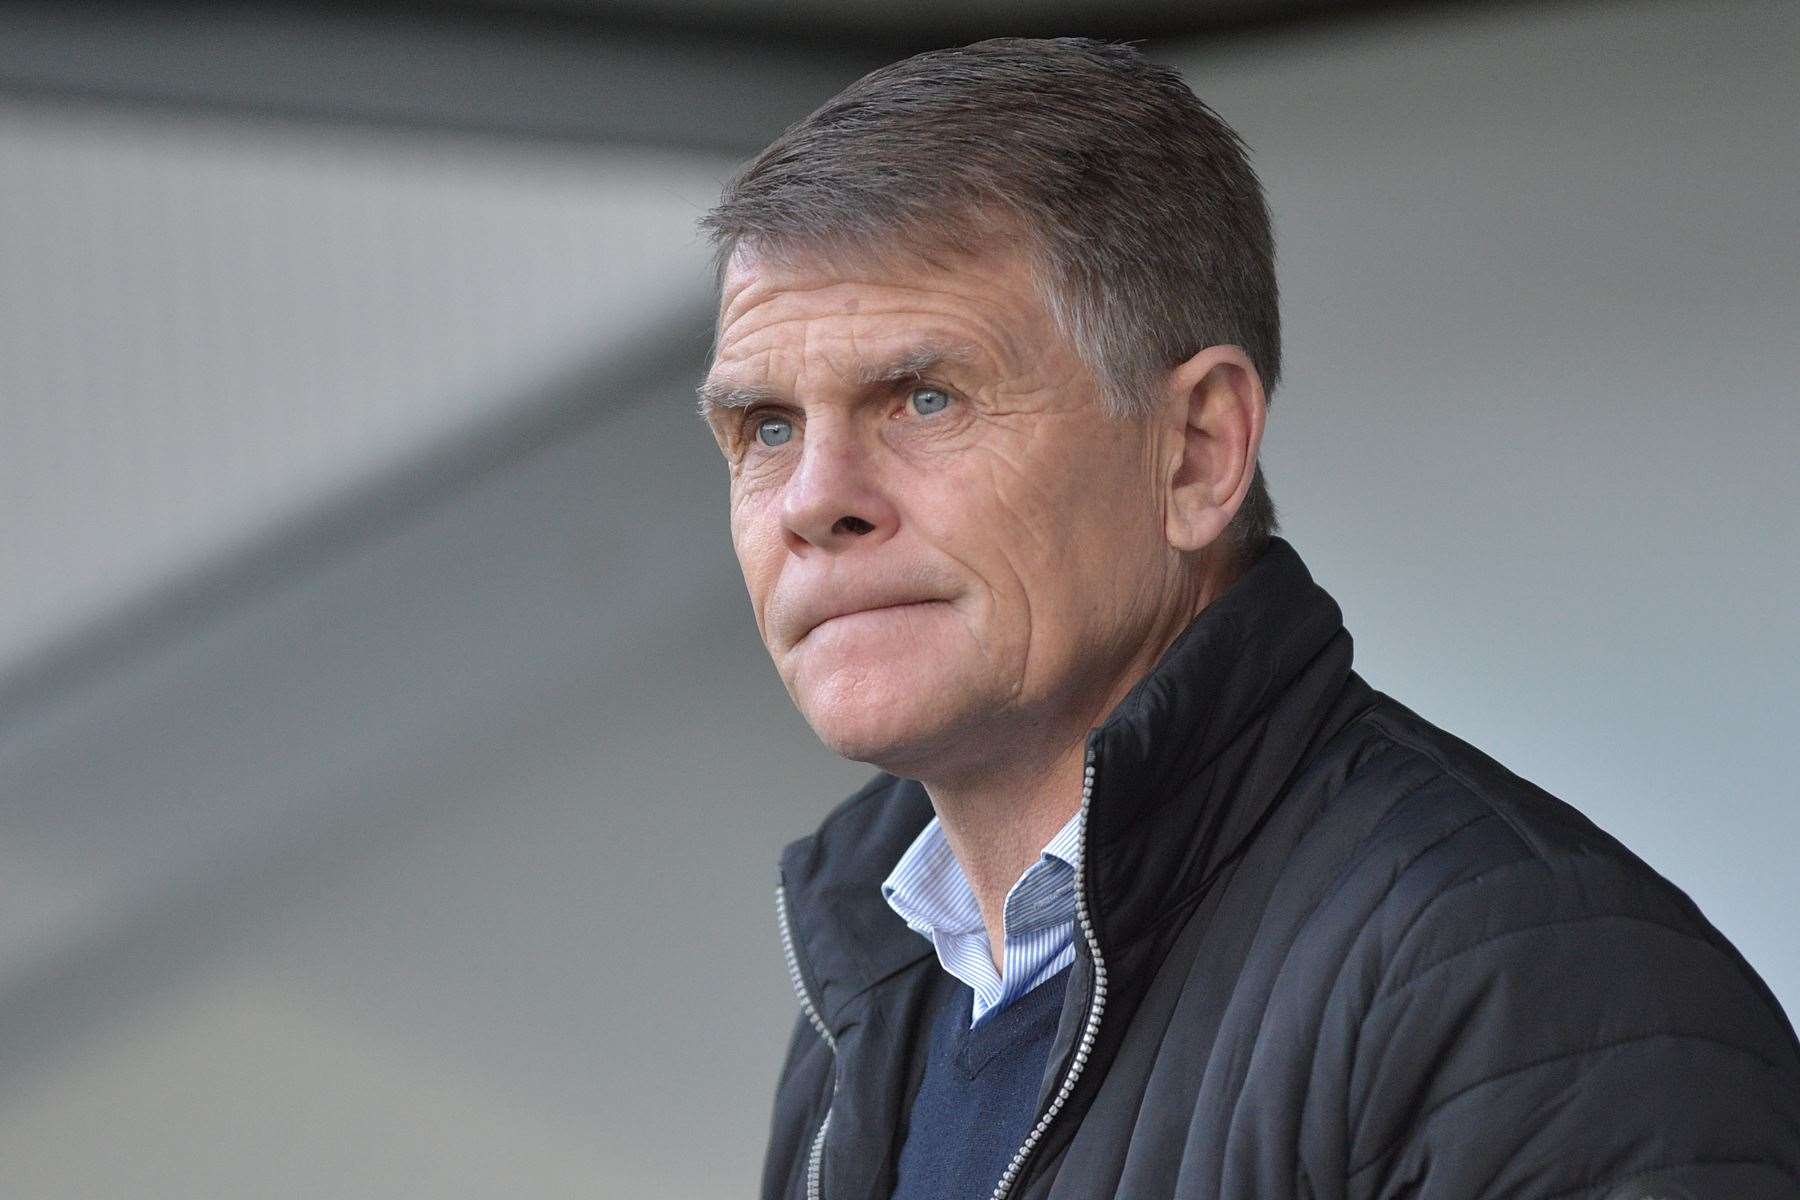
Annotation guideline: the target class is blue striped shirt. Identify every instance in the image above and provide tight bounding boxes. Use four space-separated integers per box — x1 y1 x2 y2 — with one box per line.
880 808 1082 1026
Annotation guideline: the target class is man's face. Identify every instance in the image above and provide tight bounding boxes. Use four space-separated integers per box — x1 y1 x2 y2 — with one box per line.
702 248 1181 778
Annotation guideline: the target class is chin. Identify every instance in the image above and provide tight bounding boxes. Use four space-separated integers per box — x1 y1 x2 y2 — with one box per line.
777 606 1011 769
790 659 983 773
798 688 949 770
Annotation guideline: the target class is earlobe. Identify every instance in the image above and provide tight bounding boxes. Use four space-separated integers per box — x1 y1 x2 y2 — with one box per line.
1162 346 1265 554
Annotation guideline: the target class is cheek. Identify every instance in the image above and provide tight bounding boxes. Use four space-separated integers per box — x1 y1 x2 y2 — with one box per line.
919 457 1040 564
729 495 785 608
952 445 1142 581
973 444 1162 626
1048 430 1161 539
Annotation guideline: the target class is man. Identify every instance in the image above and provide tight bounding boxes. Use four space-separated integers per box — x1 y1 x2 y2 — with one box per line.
695 38 1800 1200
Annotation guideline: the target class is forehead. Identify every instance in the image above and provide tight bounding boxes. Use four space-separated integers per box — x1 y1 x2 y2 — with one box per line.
709 247 1061 382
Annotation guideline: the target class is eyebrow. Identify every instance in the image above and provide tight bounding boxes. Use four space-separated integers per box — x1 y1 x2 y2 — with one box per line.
695 338 983 420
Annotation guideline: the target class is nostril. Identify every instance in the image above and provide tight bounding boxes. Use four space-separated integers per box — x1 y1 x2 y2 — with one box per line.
834 515 875 536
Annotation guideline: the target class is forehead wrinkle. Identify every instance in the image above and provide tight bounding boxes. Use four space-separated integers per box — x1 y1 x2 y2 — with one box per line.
721 260 1033 349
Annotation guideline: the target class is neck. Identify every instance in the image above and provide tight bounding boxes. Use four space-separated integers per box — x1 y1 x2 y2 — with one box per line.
920 546 1243 971
925 739 1089 973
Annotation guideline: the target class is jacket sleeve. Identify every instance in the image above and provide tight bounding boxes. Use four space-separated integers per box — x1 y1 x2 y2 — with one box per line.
1345 848 1800 1200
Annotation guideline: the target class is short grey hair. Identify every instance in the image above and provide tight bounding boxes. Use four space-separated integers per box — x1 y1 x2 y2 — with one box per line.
700 37 1279 558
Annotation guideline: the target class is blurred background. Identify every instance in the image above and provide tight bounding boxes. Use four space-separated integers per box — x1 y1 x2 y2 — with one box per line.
0 0 1794 1194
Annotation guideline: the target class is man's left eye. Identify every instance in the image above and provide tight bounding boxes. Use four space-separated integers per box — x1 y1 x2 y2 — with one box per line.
908 387 952 416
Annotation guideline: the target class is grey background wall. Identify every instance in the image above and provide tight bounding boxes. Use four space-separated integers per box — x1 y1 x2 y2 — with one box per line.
0 0 1792 1194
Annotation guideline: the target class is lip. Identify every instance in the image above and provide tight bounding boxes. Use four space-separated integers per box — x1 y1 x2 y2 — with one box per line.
796 598 949 645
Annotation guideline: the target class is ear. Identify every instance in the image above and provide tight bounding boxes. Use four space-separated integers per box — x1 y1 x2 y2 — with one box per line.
1161 345 1267 553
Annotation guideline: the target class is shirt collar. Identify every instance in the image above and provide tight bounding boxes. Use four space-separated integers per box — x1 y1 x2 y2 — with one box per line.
880 807 1083 942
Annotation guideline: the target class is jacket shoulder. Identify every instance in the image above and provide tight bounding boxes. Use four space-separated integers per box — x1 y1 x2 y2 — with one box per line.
1318 691 1794 1038
1347 691 1637 869
1314 691 1730 937
1295 693 1800 1198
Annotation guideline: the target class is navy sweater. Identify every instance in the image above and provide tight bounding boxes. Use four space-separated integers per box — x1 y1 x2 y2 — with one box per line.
889 964 1072 1200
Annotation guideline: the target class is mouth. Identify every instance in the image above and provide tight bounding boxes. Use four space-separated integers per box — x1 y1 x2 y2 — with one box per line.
800 599 949 644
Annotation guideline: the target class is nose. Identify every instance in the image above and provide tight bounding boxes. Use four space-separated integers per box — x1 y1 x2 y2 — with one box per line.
780 421 898 555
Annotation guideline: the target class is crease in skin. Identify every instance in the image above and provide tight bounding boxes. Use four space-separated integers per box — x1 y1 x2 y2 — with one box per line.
719 277 1029 370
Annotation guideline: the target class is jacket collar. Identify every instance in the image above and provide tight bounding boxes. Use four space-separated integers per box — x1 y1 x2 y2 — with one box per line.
778 536 1360 1031
1083 535 1360 955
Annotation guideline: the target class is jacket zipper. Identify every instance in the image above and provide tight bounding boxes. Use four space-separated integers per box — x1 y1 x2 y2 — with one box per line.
775 880 836 1200
776 739 1106 1200
990 740 1105 1200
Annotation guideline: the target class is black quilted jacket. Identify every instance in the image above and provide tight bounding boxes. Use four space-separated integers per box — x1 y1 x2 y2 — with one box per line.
763 538 1800 1200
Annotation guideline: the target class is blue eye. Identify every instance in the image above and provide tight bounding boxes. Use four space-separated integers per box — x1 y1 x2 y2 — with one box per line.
909 387 951 416
755 415 793 447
